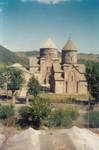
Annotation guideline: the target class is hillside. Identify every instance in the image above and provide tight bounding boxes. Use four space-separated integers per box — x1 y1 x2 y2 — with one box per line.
16 51 39 57
16 51 99 64
0 46 98 69
0 45 29 69
78 53 99 63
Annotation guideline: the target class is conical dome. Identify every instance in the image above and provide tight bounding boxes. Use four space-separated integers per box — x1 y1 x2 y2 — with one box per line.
41 37 57 49
40 37 58 59
62 39 77 51
62 39 78 64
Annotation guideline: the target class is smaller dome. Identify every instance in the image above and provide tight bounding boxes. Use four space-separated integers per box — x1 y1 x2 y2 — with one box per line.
62 39 77 51
40 37 57 49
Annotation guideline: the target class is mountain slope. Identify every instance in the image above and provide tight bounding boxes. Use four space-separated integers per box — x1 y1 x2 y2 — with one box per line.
78 53 99 63
16 51 99 64
16 51 39 57
0 45 29 68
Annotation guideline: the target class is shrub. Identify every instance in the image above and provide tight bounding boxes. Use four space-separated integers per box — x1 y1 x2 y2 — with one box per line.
19 106 32 120
0 104 14 119
18 97 51 128
31 97 51 120
18 106 33 128
0 104 15 126
49 108 79 128
84 111 99 128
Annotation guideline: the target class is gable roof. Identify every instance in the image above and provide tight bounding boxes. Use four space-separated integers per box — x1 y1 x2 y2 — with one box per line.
40 37 57 49
62 39 77 51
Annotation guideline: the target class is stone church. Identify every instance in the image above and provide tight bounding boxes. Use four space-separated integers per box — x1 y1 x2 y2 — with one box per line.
29 37 88 95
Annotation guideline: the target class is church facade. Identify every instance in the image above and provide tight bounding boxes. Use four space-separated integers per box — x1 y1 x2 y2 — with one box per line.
29 37 88 95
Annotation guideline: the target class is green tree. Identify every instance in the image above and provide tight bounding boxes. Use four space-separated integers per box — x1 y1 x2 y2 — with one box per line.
0 71 5 89
19 97 51 128
4 68 11 99
31 97 51 120
8 68 24 104
86 62 99 102
28 77 41 97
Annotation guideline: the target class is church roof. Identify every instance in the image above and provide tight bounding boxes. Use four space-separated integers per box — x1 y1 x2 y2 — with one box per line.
9 63 30 73
9 63 23 68
62 39 77 51
40 37 57 49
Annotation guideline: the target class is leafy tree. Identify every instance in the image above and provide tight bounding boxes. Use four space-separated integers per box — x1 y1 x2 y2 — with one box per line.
8 68 24 104
0 71 5 89
31 97 51 120
3 68 11 99
86 63 99 102
19 97 51 128
28 77 41 97
19 77 51 128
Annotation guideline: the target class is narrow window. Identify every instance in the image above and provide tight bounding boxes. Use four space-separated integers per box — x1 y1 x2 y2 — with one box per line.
66 81 68 93
76 81 79 93
71 76 73 81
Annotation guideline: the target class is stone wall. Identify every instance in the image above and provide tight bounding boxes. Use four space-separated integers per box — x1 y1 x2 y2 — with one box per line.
55 81 64 94
53 64 88 95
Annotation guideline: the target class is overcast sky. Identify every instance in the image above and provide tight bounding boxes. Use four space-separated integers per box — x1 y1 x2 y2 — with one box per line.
0 0 99 53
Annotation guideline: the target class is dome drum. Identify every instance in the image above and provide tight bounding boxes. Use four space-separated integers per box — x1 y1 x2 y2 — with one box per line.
40 48 58 59
40 37 58 59
62 50 77 64
62 39 78 64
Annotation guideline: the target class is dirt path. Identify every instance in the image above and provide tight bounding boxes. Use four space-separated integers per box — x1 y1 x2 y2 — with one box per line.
40 131 77 150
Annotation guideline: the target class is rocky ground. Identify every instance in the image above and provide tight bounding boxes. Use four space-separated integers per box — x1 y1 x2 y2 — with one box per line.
0 126 99 150
40 130 77 150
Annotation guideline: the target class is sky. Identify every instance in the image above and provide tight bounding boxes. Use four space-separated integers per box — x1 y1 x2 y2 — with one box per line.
0 0 99 53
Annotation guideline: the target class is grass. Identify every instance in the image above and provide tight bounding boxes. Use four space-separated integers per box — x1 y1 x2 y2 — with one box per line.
39 92 89 103
84 111 99 128
48 108 79 128
0 92 92 129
